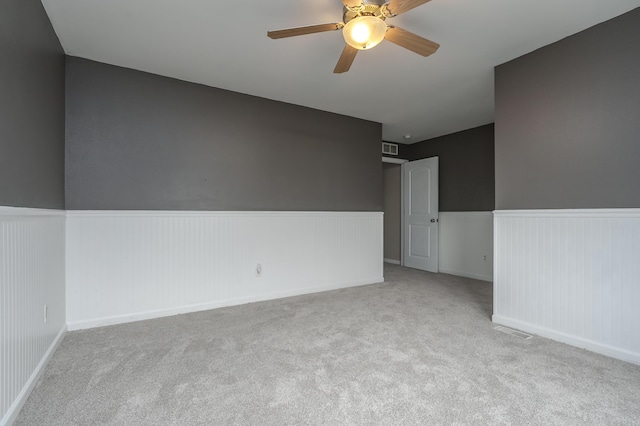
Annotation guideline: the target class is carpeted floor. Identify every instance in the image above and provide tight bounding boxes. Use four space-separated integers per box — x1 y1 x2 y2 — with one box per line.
16 264 640 425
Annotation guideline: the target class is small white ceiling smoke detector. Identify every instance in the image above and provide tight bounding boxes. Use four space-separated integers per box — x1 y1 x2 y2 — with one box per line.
403 134 412 140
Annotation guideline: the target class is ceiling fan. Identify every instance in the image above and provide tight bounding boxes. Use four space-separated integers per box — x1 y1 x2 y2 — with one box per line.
267 0 440 74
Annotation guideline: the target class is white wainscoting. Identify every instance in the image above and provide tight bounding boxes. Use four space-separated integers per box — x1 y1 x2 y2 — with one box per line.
439 211 493 282
66 211 383 330
0 207 66 426
494 209 640 365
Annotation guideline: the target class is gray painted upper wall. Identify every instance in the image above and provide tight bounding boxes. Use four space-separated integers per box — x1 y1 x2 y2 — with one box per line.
495 8 640 210
404 124 495 212
0 0 65 209
66 57 382 211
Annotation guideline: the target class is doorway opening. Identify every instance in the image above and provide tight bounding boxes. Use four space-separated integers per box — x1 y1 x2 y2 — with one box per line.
383 156 439 273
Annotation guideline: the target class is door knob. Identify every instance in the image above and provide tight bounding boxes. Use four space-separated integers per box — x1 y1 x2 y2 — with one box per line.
430 218 438 223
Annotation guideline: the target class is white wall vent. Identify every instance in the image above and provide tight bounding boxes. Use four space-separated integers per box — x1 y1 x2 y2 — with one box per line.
382 142 399 156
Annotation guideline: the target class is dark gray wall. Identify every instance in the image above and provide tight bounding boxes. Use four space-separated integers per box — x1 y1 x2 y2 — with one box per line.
0 0 65 209
383 163 401 261
404 124 495 212
66 58 382 211
495 8 640 210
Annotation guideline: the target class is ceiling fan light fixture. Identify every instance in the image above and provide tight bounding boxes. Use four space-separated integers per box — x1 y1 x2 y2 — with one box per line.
343 16 387 50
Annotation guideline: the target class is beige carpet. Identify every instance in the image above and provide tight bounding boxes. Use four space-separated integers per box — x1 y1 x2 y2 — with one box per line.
16 264 640 425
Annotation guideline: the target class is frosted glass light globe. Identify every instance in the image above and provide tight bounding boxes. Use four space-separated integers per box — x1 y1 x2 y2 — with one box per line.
343 16 387 50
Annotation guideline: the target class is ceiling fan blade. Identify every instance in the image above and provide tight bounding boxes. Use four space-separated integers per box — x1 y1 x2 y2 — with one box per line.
267 23 344 39
343 0 363 8
385 0 431 16
334 45 358 74
385 26 439 57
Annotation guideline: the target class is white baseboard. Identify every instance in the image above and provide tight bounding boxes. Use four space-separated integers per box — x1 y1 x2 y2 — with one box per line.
383 258 400 265
439 268 492 282
492 315 640 366
1 325 66 426
68 276 383 331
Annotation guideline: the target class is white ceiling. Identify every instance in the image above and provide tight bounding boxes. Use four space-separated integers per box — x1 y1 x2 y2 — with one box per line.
42 0 640 143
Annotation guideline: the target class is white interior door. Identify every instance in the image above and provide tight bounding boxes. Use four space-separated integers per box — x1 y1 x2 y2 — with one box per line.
402 157 439 272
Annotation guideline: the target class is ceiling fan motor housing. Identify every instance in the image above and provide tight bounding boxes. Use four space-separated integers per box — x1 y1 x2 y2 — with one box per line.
343 4 388 25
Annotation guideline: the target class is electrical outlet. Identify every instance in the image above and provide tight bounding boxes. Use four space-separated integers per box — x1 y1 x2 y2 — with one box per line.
44 305 48 323
256 263 262 277
483 255 487 262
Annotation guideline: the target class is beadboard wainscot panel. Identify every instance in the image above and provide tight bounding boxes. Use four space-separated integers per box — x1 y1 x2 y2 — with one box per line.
0 207 66 426
493 209 640 365
439 212 493 281
66 211 383 330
